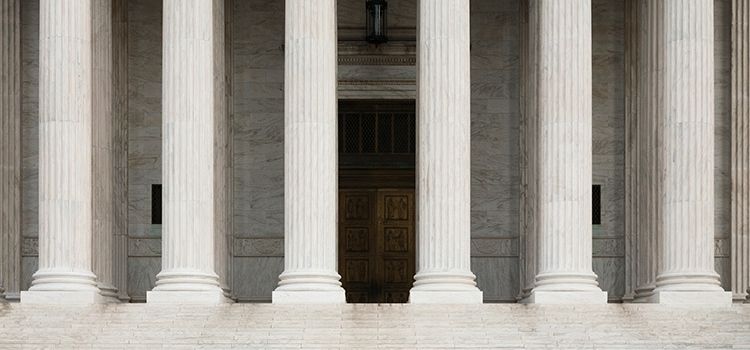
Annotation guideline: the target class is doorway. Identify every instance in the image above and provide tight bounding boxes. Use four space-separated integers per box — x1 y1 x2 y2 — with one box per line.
338 100 416 303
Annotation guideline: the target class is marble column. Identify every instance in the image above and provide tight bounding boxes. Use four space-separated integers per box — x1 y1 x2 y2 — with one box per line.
525 0 607 304
731 0 750 302
518 0 539 301
272 0 345 304
650 0 731 304
21 0 103 304
0 0 21 301
221 0 234 297
409 0 482 304
146 0 231 304
213 0 231 297
92 0 119 302
623 0 639 302
112 0 129 302
632 0 660 302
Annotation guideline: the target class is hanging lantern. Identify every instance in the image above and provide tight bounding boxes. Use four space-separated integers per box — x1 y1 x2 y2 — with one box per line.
366 0 388 44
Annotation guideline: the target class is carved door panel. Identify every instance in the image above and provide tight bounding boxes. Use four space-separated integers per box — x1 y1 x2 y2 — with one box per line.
377 190 415 303
339 190 378 303
339 189 415 303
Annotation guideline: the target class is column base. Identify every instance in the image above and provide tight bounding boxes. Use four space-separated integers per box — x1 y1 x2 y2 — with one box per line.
409 271 483 304
21 290 113 305
98 282 121 302
3 292 20 302
272 270 346 304
147 290 233 304
22 269 105 304
522 290 608 304
147 269 232 304
409 290 483 304
272 289 346 304
732 292 748 303
646 290 732 305
631 286 656 303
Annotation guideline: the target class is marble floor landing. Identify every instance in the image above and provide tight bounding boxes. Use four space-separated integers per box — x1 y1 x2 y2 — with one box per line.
0 303 749 349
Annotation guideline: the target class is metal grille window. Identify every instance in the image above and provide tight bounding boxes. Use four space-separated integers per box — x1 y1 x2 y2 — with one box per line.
338 101 416 169
592 184 602 225
339 110 414 155
152 184 162 225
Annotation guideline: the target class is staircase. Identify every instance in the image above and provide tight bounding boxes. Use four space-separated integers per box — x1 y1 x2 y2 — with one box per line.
0 303 749 348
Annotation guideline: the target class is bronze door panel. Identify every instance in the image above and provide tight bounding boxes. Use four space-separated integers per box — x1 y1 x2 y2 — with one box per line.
339 188 415 303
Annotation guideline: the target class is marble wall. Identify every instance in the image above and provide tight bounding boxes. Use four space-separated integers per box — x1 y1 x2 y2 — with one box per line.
468 0 521 302
19 0 39 293
591 0 626 300
125 0 162 301
14 0 733 302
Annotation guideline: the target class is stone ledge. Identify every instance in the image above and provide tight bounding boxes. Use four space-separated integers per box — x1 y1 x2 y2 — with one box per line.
522 290 609 304
146 291 234 304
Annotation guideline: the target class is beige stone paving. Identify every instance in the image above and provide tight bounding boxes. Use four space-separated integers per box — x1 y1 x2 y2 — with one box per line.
0 304 748 349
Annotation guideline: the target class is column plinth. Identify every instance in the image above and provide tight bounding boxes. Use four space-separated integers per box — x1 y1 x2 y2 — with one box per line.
146 0 231 304
648 0 730 305
524 0 606 304
271 0 344 304
408 0 482 304
21 0 105 305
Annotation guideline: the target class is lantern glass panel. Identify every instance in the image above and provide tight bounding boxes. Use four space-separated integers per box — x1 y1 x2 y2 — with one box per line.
366 0 387 44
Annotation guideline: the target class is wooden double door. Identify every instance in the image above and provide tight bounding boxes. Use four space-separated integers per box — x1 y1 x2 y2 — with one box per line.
339 189 415 303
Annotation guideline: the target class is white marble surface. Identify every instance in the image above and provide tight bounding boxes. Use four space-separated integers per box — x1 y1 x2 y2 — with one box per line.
21 0 102 304
0 304 749 348
147 0 230 304
650 0 730 304
410 0 482 304
272 0 345 304
91 0 121 301
630 0 661 302
527 0 606 304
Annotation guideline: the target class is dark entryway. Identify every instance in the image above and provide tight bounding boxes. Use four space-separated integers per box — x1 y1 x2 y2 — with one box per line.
338 100 416 303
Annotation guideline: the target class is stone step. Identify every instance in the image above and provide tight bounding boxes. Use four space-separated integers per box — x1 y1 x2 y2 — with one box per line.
0 304 749 349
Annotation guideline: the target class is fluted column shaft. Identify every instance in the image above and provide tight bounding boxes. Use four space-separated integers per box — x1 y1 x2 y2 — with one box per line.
527 0 606 304
272 0 344 304
92 0 118 300
147 0 230 304
642 0 730 304
632 0 661 301
519 0 539 300
409 0 482 304
623 0 638 301
22 0 102 304
112 0 129 302
0 0 21 301
731 0 750 302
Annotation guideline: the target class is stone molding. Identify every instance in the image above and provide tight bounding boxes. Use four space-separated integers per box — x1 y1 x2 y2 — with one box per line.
234 238 284 257
128 238 161 257
338 27 416 42
470 238 518 257
338 55 415 66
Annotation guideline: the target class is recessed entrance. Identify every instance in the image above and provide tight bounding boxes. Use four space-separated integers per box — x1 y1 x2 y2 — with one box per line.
338 100 416 303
